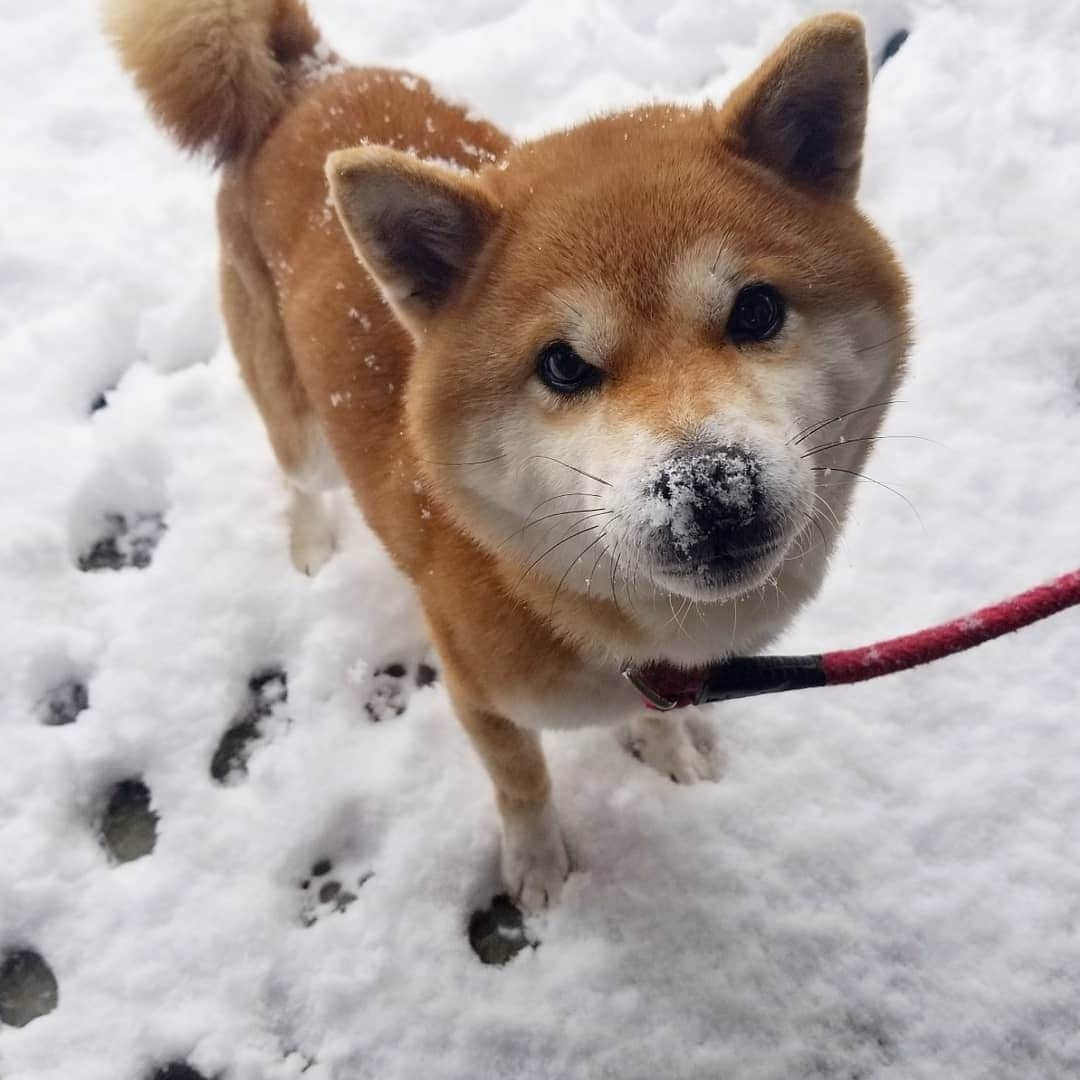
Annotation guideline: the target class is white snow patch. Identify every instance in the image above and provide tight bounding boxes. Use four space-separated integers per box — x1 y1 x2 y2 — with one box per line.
1 2 1079 1079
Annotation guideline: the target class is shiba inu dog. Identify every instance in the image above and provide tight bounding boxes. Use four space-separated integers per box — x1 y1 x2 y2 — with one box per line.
107 0 910 911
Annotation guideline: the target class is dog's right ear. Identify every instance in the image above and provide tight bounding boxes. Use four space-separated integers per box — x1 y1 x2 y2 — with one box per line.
326 147 500 336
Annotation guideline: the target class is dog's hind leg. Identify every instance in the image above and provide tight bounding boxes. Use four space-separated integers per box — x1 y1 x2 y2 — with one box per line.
284 423 339 577
220 257 340 576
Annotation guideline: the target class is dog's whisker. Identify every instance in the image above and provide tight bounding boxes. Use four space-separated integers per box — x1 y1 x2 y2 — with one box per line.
419 453 507 467
790 509 830 562
662 592 686 635
499 506 612 551
516 523 605 591
621 545 641 615
585 530 612 599
852 329 910 356
521 508 611 563
526 491 605 518
504 492 608 548
810 490 843 533
522 454 613 488
664 594 695 642
678 596 697 638
811 465 926 532
609 544 626 617
790 397 907 447
772 574 788 609
550 529 610 618
801 433 939 459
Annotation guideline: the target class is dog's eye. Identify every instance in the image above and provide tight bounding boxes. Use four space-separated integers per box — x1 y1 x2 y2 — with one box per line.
536 342 602 394
728 284 785 343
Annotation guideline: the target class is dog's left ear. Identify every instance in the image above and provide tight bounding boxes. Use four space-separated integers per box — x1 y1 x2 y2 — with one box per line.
719 13 870 199
326 147 501 336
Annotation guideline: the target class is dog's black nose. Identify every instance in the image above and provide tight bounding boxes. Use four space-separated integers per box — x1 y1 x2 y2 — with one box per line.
650 446 777 565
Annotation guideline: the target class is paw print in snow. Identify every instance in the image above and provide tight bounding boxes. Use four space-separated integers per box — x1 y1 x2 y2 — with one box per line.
149 1065 212 1080
78 511 166 571
100 779 158 863
210 667 289 783
0 948 60 1028
299 857 373 927
467 895 536 966
364 659 438 722
38 678 89 726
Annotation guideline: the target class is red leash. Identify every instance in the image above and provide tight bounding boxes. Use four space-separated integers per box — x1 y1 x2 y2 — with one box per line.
624 568 1080 710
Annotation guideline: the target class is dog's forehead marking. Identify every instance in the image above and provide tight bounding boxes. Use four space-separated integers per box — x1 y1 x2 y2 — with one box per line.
547 285 622 365
668 241 743 327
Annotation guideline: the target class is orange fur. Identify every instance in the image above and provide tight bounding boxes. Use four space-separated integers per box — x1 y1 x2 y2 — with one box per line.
110 1 910 910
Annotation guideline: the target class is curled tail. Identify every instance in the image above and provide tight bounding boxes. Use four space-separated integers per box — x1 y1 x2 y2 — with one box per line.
106 0 323 164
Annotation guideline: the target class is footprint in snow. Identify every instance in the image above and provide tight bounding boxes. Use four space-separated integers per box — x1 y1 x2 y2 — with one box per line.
467 895 536 966
38 678 89 726
100 778 158 863
0 948 59 1028
298 856 373 928
879 28 910 67
364 659 438 723
210 667 289 783
77 510 166 572
150 1065 212 1080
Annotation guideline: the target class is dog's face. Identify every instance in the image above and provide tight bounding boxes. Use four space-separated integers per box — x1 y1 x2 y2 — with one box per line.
329 15 909 605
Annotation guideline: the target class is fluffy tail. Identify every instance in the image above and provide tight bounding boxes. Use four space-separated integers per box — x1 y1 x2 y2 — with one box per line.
105 0 322 164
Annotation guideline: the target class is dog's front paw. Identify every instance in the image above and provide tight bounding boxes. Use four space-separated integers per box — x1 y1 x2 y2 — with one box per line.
500 802 571 913
620 710 724 784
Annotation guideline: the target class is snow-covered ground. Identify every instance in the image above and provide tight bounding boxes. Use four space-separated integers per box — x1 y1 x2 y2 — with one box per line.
2 1 1079 1077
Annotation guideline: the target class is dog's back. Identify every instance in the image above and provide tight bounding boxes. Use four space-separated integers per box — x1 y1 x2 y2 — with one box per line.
108 0 508 574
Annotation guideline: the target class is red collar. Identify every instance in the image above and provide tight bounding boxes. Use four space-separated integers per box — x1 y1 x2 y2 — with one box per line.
622 662 708 711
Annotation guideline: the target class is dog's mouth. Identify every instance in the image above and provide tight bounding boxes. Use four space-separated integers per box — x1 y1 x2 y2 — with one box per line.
647 533 791 598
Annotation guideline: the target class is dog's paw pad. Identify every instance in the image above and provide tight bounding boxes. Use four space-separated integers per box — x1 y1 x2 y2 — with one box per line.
210 667 289 783
620 712 724 785
38 678 89 726
299 857 372 927
0 949 59 1029
467 895 537 966
77 511 166 572
100 779 158 863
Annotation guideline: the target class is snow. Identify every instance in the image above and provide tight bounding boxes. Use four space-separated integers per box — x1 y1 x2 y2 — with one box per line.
2 1 1080 1078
